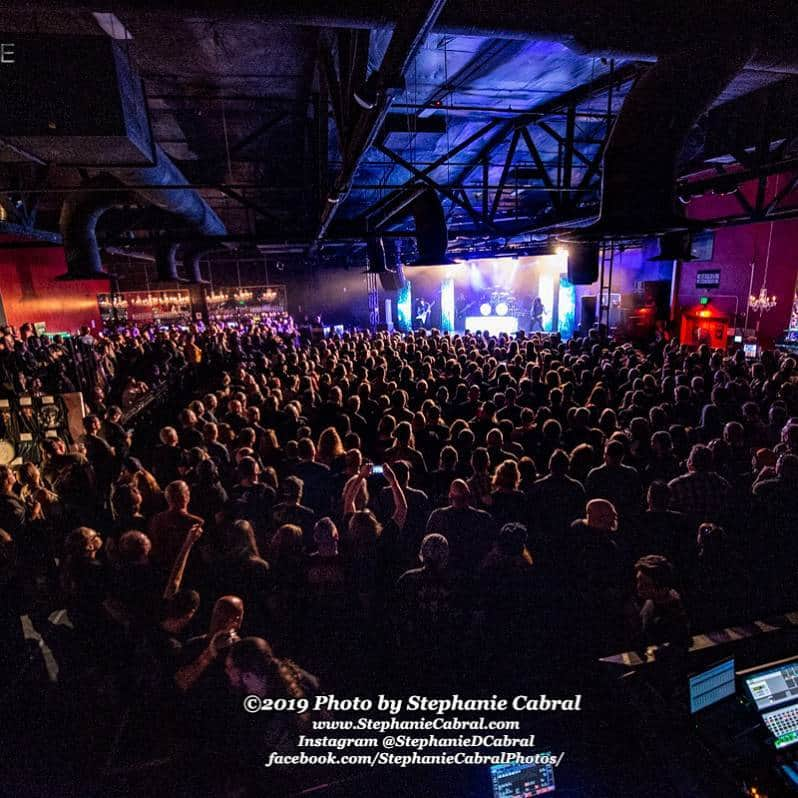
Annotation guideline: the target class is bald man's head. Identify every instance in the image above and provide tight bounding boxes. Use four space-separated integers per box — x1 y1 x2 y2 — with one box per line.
586 499 618 533
448 478 471 509
210 595 245 635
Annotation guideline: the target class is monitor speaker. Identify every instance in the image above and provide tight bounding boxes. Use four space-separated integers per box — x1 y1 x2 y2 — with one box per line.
567 243 600 285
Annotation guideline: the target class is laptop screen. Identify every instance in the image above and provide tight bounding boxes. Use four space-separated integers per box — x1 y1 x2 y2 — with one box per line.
689 658 736 714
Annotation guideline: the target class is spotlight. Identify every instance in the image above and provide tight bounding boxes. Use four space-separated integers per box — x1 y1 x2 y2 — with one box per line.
556 247 569 257
480 302 492 317
495 302 508 317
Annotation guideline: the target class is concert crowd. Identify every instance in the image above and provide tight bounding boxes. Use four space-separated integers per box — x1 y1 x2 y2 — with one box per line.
2 317 798 793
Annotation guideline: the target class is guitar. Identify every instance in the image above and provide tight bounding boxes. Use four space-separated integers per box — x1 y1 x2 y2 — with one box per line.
415 300 436 326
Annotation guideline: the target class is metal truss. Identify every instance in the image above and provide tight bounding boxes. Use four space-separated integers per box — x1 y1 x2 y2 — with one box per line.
357 62 642 234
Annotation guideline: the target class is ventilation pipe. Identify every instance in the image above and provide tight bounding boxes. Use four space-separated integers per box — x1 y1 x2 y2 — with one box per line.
154 241 183 282
114 146 226 239
58 145 226 279
569 27 756 240
180 242 216 284
58 176 133 279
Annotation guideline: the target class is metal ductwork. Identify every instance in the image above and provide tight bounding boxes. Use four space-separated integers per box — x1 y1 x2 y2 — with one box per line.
58 176 133 279
568 27 757 240
115 146 226 239
180 242 217 284
58 145 227 280
154 241 183 282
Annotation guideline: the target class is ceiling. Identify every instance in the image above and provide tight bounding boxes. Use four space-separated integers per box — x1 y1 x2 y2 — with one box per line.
0 3 796 263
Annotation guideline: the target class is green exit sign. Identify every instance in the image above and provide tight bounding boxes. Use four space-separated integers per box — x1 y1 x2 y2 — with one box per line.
699 296 710 305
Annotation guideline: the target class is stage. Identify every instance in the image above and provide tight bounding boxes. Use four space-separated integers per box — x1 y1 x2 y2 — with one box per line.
386 253 577 337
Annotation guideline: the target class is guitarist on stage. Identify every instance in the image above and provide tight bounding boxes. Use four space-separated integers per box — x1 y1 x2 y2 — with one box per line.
530 296 546 332
414 297 434 328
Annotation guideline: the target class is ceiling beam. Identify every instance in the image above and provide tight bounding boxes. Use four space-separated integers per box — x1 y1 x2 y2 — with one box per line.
363 61 642 230
375 141 497 231
315 0 449 241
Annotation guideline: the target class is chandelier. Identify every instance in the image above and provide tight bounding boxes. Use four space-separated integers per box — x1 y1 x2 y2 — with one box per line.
261 289 278 302
99 294 128 310
206 289 228 305
232 288 253 302
749 178 779 316
131 292 186 307
749 285 778 314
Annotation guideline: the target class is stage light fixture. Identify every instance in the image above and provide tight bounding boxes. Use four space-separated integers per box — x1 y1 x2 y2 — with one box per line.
495 302 509 317
480 302 492 317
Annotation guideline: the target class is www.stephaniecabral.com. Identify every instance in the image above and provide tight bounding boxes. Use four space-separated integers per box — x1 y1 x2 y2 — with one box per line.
242 693 579 768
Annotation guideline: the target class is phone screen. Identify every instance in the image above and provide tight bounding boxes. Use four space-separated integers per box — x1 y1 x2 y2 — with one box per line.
371 464 384 476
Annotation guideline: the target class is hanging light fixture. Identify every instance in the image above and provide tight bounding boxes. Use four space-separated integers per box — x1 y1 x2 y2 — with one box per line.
748 175 779 314
749 210 778 315
232 287 253 302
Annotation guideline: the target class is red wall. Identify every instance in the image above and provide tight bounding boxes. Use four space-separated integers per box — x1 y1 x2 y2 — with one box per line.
679 172 798 345
0 239 109 334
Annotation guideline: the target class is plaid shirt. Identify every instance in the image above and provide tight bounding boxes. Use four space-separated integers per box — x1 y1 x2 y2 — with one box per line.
667 471 730 523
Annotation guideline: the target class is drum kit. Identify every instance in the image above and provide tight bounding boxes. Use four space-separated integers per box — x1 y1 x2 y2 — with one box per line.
480 289 521 318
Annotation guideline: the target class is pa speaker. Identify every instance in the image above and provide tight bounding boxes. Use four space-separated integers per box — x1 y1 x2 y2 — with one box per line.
378 263 406 292
567 243 600 285
410 189 448 266
366 236 387 272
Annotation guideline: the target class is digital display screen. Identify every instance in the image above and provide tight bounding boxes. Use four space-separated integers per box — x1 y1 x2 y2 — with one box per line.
746 661 798 711
689 658 735 713
490 760 555 798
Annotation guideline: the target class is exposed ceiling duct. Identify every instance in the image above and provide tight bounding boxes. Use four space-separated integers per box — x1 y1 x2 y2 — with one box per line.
564 26 757 241
114 145 227 241
180 242 217 284
154 240 182 282
58 176 133 278
58 146 227 279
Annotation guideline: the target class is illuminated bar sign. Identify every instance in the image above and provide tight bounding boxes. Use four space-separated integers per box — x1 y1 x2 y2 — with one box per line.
695 269 721 289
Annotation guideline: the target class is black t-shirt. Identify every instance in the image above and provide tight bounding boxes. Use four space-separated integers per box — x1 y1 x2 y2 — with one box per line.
425 506 497 574
394 565 466 651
